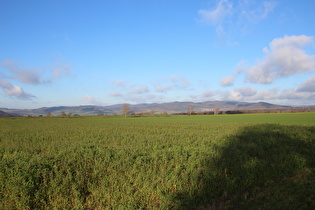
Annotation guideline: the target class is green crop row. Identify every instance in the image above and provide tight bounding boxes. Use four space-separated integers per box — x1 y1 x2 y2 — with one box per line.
0 114 315 209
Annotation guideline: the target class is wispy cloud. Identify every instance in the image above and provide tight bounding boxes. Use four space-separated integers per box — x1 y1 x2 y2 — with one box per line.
110 92 122 97
111 80 126 88
220 75 236 86
235 86 257 97
1 59 72 85
108 76 192 104
198 0 233 41
239 1 276 22
0 80 35 100
199 0 276 41
1 59 41 85
131 85 149 94
155 84 176 93
170 75 191 88
201 90 215 100
0 59 73 100
155 75 191 93
82 95 103 105
52 63 71 79
199 0 233 26
109 80 153 104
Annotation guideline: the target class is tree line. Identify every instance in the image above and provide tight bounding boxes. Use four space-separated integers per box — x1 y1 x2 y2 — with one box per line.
119 104 315 117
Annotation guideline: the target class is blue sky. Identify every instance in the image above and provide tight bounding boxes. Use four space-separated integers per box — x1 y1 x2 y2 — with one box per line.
1 0 315 109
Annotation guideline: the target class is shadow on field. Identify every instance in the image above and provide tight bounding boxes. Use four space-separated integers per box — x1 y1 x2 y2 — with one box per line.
174 124 315 209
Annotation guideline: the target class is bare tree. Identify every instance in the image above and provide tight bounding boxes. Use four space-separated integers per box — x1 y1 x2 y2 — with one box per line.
162 111 168 116
46 112 52 117
187 104 194 116
121 104 130 117
61 111 66 117
214 108 220 115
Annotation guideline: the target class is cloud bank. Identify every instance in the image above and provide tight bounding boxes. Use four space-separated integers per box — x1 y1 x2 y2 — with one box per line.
217 34 315 104
195 84 315 106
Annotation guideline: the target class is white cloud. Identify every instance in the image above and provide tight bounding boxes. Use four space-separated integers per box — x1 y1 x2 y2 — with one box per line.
239 1 276 22
1 59 72 85
155 75 191 93
251 89 279 100
235 86 257 97
277 89 315 105
0 80 35 99
270 35 312 49
221 86 278 101
131 85 149 94
155 84 175 92
170 75 191 88
110 92 122 97
202 90 214 97
189 90 217 102
199 0 233 25
1 59 41 85
111 80 126 88
262 1 276 17
218 84 315 105
297 75 315 92
199 0 276 41
199 0 233 40
82 95 103 105
0 59 73 101
52 63 71 78
121 93 164 104
240 35 315 84
221 75 235 86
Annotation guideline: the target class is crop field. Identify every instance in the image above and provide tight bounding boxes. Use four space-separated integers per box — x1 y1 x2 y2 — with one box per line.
1 113 315 209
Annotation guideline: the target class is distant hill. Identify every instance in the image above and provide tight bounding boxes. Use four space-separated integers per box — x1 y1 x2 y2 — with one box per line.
0 110 18 117
1 101 291 116
0 106 114 117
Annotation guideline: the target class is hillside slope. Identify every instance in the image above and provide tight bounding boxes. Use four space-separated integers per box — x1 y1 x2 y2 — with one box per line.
1 101 291 116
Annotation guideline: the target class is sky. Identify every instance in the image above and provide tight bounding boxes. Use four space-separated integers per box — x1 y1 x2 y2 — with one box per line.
1 0 315 109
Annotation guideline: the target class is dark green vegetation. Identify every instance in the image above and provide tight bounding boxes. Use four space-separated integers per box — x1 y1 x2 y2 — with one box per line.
1 113 315 209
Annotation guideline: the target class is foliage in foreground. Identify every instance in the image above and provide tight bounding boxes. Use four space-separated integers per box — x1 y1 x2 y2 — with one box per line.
0 116 315 209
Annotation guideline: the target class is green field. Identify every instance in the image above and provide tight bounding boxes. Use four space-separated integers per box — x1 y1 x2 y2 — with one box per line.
1 113 315 209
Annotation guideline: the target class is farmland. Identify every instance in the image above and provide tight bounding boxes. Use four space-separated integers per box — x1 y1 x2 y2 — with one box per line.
1 113 315 209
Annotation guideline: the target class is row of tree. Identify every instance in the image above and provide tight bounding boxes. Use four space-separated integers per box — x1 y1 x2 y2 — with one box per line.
41 104 315 117
45 112 80 117
120 104 315 116
120 104 227 116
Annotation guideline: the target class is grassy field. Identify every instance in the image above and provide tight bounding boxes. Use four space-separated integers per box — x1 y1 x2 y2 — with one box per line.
1 113 315 209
